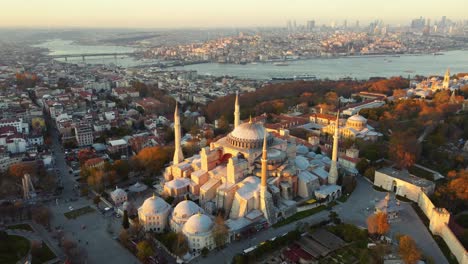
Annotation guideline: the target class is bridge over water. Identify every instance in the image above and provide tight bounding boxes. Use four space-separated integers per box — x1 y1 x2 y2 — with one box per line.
49 52 137 61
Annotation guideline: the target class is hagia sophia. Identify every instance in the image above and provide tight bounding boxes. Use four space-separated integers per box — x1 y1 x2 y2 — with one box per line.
136 92 345 253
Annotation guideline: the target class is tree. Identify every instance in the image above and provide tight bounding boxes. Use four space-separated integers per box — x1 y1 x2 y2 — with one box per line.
119 229 130 248
172 232 189 256
367 212 390 236
399 235 421 264
8 163 36 178
201 247 209 257
213 214 229 248
364 167 376 181
356 158 370 174
446 169 468 201
389 132 421 169
136 240 154 263
93 195 101 206
329 211 341 224
132 146 173 176
122 210 130 230
32 206 52 229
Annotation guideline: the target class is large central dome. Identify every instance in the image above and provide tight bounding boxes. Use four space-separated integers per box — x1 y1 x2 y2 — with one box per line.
227 121 272 149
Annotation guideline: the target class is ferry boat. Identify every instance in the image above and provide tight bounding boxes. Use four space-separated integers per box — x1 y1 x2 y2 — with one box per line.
273 62 289 66
271 77 294 81
293 74 316 80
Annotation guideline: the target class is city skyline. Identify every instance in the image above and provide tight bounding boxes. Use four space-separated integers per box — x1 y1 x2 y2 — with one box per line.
0 0 467 28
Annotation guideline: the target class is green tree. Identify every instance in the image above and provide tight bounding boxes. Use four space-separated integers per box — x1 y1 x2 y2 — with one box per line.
213 214 229 248
136 240 154 263
122 210 130 230
356 159 369 174
93 195 101 206
201 247 209 257
172 232 189 256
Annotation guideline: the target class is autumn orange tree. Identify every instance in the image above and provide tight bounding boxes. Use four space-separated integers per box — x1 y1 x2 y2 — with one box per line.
398 235 421 264
367 212 390 236
132 146 173 176
8 163 36 178
432 169 468 213
388 132 421 169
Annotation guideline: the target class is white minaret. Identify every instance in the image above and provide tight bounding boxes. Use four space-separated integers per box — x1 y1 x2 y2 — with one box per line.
173 103 184 165
234 91 240 128
443 68 450 89
260 132 277 224
328 111 340 185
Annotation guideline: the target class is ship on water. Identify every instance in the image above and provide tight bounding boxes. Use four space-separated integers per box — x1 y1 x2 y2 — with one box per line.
293 74 316 80
273 62 289 66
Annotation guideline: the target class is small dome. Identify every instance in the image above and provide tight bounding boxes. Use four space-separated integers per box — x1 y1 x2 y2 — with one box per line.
111 187 126 197
296 145 309 155
183 213 214 235
173 200 203 220
295 156 309 170
140 194 170 215
347 114 367 123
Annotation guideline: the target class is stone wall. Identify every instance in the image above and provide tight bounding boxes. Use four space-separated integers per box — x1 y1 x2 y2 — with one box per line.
417 192 468 264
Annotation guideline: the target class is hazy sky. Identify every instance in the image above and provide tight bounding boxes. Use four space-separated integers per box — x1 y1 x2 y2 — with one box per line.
1 0 467 28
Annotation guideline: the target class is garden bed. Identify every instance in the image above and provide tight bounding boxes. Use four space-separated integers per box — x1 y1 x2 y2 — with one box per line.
64 206 96 219
8 224 34 232
273 205 327 228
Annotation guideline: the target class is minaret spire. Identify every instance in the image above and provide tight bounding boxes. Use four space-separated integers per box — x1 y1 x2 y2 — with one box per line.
259 130 276 224
328 111 339 185
234 91 240 128
443 68 450 89
173 103 184 165
261 132 268 187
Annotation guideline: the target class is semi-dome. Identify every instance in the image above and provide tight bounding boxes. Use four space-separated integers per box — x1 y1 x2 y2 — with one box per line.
227 121 273 149
183 213 214 235
173 200 203 220
140 194 170 215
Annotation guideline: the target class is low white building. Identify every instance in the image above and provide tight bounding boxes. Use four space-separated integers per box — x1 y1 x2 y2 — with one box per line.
110 186 127 206
138 194 171 232
182 213 215 253
170 200 204 232
373 167 435 202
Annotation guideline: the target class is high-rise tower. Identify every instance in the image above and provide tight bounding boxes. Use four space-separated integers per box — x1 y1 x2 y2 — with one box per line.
328 111 340 185
443 68 450 89
173 103 184 165
234 91 240 128
260 132 277 224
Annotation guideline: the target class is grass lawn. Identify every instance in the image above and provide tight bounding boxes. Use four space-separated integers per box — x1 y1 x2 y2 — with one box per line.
31 242 56 264
319 246 360 264
8 223 34 232
273 205 327 228
64 206 96 219
0 234 31 264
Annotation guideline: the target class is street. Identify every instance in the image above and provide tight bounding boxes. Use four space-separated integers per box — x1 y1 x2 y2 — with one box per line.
47 123 139 264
